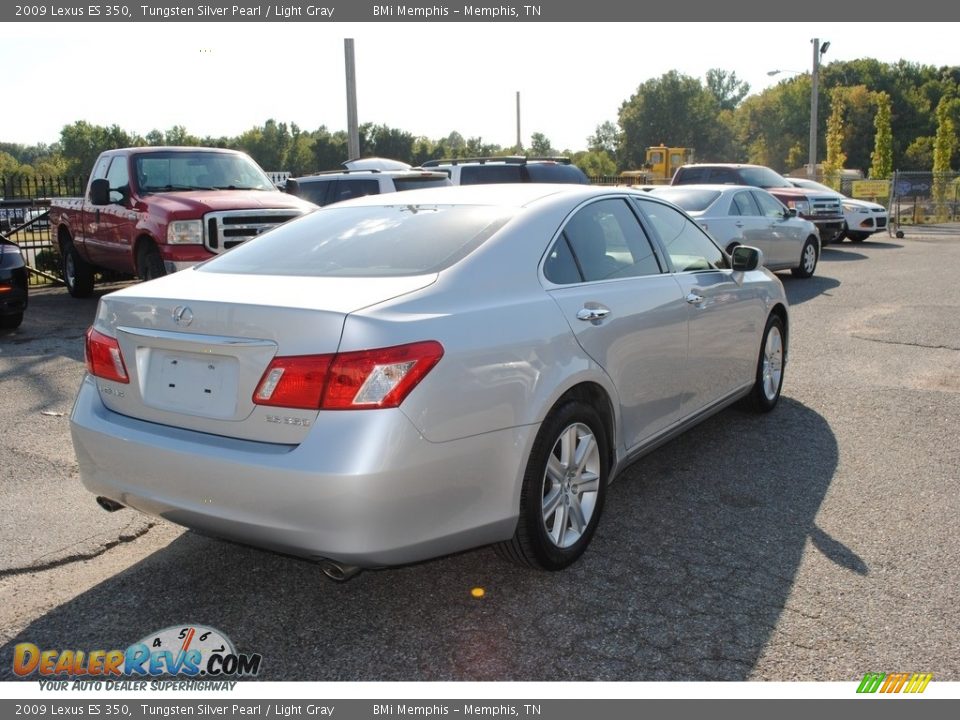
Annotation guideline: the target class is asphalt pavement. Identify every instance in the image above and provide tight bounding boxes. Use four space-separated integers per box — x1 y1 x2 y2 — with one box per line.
0 233 957 682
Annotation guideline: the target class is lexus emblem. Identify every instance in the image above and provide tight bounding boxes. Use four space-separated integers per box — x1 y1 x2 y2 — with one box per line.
172 305 194 327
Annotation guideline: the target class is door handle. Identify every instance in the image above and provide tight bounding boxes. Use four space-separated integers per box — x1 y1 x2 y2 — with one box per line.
577 306 611 322
686 293 705 305
734 221 745 228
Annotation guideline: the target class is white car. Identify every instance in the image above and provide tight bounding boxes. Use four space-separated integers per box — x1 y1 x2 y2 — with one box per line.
788 178 889 242
650 184 820 278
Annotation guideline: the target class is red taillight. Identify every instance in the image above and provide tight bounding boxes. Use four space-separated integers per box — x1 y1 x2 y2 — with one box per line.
253 341 444 411
253 354 334 410
85 328 129 383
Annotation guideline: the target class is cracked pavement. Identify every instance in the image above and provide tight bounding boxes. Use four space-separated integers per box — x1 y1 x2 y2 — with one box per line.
1 234 958 681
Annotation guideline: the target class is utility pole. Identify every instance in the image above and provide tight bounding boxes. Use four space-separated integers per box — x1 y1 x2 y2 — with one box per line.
516 91 522 153
345 39 360 160
809 38 830 179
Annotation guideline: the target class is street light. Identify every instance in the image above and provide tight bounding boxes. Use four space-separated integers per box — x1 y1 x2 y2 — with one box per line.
809 38 830 178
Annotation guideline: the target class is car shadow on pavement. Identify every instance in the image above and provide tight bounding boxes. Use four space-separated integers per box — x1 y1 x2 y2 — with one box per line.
780 274 841 306
819 248 868 262
0 397 839 682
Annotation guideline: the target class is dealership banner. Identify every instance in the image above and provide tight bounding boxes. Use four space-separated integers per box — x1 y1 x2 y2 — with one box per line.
1 1 957 22
1 699 959 720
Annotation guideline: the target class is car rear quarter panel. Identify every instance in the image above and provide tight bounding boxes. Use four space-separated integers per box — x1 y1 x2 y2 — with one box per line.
341 204 621 446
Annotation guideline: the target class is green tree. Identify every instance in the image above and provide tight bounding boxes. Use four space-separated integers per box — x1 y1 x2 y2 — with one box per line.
823 87 848 189
932 95 959 220
59 121 141 175
870 92 894 179
705 68 750 111
571 150 616 177
618 70 729 168
587 121 621 162
530 132 555 156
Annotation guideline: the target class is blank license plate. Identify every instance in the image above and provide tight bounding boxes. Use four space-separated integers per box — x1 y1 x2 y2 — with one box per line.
143 350 240 418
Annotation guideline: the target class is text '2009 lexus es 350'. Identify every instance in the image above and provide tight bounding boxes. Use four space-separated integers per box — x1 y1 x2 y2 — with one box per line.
71 184 789 578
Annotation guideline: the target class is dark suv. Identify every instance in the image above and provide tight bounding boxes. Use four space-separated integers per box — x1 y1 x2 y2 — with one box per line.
420 156 589 185
672 163 845 244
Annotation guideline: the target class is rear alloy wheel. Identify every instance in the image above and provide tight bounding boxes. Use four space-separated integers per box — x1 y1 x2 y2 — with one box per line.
138 244 166 281
61 239 95 298
791 237 819 278
744 314 785 413
496 400 609 570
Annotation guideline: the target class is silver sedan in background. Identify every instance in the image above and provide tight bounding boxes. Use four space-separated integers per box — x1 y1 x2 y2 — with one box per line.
70 184 789 579
651 184 821 279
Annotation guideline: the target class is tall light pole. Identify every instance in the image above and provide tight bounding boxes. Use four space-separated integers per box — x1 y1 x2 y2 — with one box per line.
809 38 830 178
344 39 360 160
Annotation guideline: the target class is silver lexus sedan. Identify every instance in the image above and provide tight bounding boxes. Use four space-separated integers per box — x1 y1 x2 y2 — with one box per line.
71 184 789 578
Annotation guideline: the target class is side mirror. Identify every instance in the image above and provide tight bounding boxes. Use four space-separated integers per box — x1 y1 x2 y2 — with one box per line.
89 178 110 206
284 178 301 197
732 245 764 272
786 208 797 218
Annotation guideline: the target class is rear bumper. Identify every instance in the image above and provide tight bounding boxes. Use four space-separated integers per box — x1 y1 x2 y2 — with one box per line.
70 376 531 567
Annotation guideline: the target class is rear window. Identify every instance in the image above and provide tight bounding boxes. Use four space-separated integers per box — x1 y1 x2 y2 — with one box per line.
392 177 452 191
200 204 514 277
737 166 792 188
651 188 721 212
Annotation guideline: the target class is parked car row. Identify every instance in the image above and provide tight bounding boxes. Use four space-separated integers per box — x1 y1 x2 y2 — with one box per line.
284 156 589 207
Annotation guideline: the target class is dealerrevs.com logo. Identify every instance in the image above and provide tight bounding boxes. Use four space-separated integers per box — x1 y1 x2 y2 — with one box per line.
857 672 933 694
13 625 262 687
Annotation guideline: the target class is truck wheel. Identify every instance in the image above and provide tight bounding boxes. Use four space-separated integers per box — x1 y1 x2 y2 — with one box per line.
61 239 95 298
138 244 166 281
0 312 23 330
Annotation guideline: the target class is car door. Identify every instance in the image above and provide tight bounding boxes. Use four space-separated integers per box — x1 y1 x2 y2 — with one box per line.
544 197 690 449
751 190 799 267
92 156 139 272
634 197 762 415
729 190 774 256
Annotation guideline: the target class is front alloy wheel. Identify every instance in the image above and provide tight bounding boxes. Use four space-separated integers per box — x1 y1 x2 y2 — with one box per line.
791 237 818 278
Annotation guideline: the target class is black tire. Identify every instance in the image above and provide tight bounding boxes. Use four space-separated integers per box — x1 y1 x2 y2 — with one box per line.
138 243 166 281
0 312 23 329
835 222 848 243
744 314 786 413
496 400 609 570
848 232 869 243
790 236 819 279
61 238 95 298
725 241 741 256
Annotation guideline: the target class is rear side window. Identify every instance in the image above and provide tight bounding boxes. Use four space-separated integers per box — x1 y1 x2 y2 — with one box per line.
296 180 333 206
547 199 662 284
460 165 523 184
332 179 380 203
731 191 760 216
525 164 589 184
637 200 726 273
201 204 514 277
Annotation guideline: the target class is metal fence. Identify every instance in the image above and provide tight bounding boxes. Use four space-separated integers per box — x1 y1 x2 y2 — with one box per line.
887 171 960 237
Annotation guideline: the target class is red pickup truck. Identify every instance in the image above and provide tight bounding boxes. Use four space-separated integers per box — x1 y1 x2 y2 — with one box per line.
50 146 316 297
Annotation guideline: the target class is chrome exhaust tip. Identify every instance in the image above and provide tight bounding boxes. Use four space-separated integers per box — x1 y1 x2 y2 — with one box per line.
96 496 126 512
319 559 362 582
